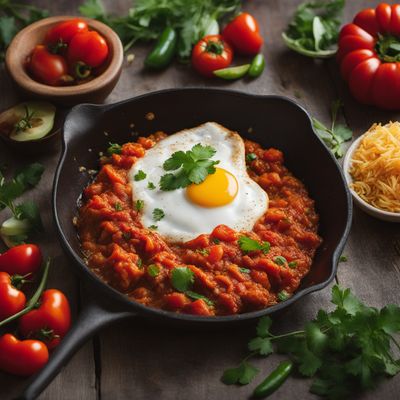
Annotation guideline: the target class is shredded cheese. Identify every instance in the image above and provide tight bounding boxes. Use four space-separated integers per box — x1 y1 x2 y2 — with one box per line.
350 122 400 213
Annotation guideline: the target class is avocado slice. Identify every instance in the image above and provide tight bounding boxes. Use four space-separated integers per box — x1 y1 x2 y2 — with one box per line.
0 101 56 142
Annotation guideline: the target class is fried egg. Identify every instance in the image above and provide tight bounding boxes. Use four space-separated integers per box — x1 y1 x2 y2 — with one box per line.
129 122 269 242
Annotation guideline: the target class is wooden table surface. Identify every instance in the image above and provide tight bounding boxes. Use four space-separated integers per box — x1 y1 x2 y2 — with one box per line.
1 1 399 399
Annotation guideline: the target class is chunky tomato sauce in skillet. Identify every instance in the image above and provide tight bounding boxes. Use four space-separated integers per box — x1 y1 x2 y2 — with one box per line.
77 132 321 316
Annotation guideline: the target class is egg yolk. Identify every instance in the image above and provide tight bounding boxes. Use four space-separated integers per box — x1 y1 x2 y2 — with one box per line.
186 167 238 207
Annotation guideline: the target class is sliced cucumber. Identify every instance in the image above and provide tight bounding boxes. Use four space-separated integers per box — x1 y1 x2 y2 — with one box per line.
0 101 56 142
0 217 31 236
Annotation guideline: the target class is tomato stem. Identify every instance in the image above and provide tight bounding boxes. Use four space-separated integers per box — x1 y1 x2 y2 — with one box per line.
75 62 91 79
205 40 224 55
375 34 400 62
0 258 50 328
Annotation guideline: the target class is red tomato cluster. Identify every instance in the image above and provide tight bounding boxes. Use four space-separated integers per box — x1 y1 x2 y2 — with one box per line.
338 3 400 110
28 19 109 86
191 13 263 77
0 244 71 377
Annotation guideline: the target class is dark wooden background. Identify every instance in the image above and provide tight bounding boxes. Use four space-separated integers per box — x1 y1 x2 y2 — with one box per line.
0 1 399 399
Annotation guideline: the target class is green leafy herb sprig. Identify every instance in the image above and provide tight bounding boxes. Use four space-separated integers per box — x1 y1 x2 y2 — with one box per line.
282 0 345 58
80 0 241 59
160 144 219 191
222 285 400 399
312 100 353 158
0 1 49 60
0 163 44 246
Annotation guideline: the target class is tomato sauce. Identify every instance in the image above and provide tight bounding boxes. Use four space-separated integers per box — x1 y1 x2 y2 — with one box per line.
77 132 321 316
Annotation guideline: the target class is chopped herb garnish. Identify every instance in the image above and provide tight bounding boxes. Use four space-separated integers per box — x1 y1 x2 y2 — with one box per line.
339 255 348 262
288 261 298 269
278 290 290 301
212 238 221 244
197 248 209 256
149 225 158 230
240 267 251 274
107 142 122 155
148 264 160 277
114 202 123 211
274 256 287 266
186 290 214 306
152 208 165 222
147 182 156 190
137 258 143 268
135 199 144 211
171 266 194 292
134 170 147 181
238 236 270 254
246 153 257 162
160 144 220 191
123 232 131 241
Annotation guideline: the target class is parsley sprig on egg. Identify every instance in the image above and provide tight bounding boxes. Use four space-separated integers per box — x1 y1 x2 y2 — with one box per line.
160 144 220 191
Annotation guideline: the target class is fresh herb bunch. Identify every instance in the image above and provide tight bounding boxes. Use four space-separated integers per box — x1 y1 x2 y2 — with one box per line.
282 0 345 58
0 163 44 246
79 0 241 59
0 1 49 60
222 285 400 399
312 100 352 158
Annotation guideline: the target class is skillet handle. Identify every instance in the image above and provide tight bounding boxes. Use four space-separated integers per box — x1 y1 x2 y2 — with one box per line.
16 298 132 400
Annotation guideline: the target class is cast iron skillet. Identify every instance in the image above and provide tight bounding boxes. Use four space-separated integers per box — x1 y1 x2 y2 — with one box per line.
19 88 352 400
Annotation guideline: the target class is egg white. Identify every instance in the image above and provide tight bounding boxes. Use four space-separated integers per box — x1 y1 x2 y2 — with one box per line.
129 122 269 243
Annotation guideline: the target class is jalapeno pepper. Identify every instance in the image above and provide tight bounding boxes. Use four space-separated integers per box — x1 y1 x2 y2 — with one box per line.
145 27 177 69
249 54 265 78
253 360 293 398
213 64 250 80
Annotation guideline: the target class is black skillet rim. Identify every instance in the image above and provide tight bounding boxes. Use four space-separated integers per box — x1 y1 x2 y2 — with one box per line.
53 87 353 324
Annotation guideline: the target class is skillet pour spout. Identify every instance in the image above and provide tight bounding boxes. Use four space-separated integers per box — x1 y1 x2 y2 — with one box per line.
19 88 352 400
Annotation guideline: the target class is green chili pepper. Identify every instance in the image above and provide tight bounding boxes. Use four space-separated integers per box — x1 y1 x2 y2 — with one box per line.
248 54 265 78
214 64 250 80
253 360 293 398
145 27 177 69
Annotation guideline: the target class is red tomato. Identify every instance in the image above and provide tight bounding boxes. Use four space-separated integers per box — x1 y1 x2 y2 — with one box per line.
338 2 400 109
29 45 68 86
0 272 26 321
68 31 109 70
19 289 71 350
222 13 263 55
45 19 88 47
191 35 233 77
0 334 48 376
0 244 42 276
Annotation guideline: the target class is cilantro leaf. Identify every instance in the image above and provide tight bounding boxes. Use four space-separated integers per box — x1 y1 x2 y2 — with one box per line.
185 290 214 306
147 264 160 277
160 144 219 191
256 316 273 338
331 286 363 316
152 208 165 222
379 305 400 334
221 362 259 385
134 170 147 181
248 337 273 356
171 267 194 292
14 201 43 232
147 182 156 190
238 236 270 254
135 199 144 211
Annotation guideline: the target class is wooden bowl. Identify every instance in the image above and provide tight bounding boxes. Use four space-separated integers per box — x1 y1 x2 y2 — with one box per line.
5 16 123 106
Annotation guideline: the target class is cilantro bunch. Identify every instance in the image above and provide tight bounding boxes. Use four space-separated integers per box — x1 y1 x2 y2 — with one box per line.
222 285 400 399
312 100 353 158
80 0 241 59
0 1 49 60
282 0 345 58
0 163 44 247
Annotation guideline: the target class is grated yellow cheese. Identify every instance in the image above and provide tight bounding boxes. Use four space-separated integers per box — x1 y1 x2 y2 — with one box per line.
350 122 400 213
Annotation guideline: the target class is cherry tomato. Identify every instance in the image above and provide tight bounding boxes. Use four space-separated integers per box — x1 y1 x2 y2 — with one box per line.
19 289 71 350
68 31 109 71
45 19 88 48
191 35 233 78
0 334 48 376
29 45 68 86
338 2 400 109
0 244 42 276
222 13 263 55
0 272 26 321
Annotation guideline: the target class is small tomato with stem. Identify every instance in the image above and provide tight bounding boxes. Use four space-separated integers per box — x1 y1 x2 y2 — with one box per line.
0 272 27 321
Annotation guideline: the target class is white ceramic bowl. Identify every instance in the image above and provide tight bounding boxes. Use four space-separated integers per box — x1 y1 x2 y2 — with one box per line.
343 135 400 223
